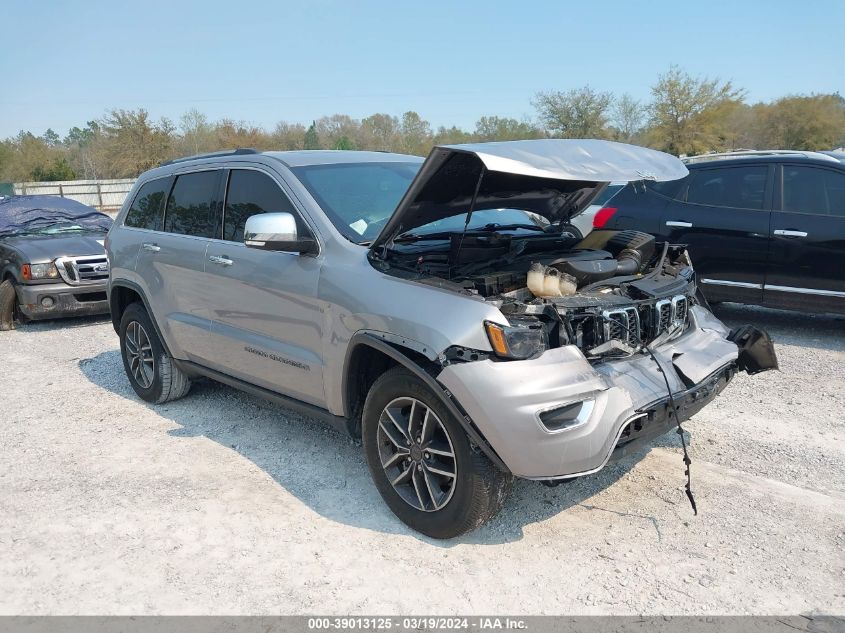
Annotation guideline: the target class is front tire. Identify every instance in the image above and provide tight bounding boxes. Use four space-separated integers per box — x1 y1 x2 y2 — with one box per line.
0 279 17 331
119 302 191 403
362 367 512 538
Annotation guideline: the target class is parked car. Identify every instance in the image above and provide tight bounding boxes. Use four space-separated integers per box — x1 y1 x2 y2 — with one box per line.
0 195 112 330
570 181 624 237
819 150 845 163
598 150 845 314
106 141 776 538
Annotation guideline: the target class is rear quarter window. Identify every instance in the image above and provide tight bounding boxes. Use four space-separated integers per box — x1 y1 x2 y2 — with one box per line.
124 177 171 231
645 176 688 199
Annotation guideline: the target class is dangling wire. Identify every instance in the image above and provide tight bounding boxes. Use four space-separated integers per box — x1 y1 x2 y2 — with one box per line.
646 346 697 515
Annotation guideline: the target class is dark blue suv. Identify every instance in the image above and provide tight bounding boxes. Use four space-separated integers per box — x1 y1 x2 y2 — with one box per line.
598 151 845 314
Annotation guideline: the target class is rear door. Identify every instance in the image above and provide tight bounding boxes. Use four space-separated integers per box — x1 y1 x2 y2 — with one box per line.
133 168 223 362
203 166 326 406
764 163 845 312
659 163 773 303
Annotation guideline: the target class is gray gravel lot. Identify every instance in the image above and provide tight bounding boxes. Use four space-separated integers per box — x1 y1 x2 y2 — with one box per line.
1 304 843 615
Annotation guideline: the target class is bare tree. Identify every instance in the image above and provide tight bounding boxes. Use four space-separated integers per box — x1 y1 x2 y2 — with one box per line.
611 94 645 143
178 109 213 155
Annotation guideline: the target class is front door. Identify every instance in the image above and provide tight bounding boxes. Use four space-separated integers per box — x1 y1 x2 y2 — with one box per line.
659 163 773 303
764 163 845 313
203 167 326 407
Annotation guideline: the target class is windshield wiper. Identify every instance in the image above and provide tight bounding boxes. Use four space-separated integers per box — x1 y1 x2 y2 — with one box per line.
395 224 547 243
479 223 547 233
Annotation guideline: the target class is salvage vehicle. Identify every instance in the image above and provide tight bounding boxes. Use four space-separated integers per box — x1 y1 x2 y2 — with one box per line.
106 140 777 538
0 195 112 330
599 150 845 314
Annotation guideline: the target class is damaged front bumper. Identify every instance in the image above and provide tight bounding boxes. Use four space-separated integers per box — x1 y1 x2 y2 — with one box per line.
16 280 109 320
438 306 776 479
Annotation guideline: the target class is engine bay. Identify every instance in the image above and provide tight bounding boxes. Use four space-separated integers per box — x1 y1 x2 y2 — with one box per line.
373 229 698 359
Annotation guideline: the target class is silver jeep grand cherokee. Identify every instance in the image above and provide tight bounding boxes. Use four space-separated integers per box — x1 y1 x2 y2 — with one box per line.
106 140 777 538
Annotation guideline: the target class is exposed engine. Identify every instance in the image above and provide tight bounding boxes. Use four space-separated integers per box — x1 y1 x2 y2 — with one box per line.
379 229 697 359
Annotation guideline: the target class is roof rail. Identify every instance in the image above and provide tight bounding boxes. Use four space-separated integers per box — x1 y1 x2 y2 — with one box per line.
160 148 259 167
682 149 839 164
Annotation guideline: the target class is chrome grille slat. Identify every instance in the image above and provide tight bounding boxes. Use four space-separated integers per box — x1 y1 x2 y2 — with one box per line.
55 255 109 286
601 294 691 350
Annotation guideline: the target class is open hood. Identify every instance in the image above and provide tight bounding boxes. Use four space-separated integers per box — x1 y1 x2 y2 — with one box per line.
369 139 687 252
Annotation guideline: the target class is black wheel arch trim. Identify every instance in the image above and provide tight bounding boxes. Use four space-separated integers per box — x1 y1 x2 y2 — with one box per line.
343 332 510 473
108 280 173 357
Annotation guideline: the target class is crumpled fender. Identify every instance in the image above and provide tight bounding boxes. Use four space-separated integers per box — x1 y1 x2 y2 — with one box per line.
728 325 779 375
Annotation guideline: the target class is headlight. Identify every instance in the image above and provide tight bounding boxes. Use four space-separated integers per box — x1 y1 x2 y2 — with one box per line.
484 320 547 360
22 262 59 280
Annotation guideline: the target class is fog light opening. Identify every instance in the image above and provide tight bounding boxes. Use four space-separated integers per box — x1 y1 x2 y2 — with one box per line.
40 296 55 308
539 399 595 432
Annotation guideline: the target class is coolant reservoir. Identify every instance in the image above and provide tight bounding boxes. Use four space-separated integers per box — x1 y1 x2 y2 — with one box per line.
542 267 562 297
527 263 546 297
558 272 577 297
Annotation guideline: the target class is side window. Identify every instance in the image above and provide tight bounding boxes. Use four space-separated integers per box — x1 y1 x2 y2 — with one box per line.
163 171 221 238
223 169 297 242
783 165 828 214
686 166 768 210
124 178 170 230
646 175 689 199
826 170 845 217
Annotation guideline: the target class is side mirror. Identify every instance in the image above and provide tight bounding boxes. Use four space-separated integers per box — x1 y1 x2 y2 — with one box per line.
244 212 317 255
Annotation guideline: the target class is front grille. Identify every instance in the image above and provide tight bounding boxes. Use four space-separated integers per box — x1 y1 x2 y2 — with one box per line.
601 294 690 349
55 255 109 286
602 306 641 347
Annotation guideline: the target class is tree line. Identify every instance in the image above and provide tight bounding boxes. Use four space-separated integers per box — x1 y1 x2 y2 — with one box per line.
1 66 843 183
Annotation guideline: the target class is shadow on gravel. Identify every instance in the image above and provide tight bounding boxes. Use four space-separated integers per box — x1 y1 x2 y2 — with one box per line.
711 303 845 352
79 349 650 546
14 313 111 332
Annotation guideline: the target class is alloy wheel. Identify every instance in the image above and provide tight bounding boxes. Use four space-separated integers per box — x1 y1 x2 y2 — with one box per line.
124 320 154 389
376 397 457 512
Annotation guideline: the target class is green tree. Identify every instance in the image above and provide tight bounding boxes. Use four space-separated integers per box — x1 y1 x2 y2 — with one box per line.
752 94 845 150
31 156 76 181
400 111 432 155
433 125 477 146
532 86 614 138
41 128 61 147
96 109 173 177
360 113 400 151
334 135 355 150
303 121 320 149
647 65 745 155
474 116 542 141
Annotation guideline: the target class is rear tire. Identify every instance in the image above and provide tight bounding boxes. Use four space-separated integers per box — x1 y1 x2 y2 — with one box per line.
362 367 512 538
0 279 17 331
119 302 191 403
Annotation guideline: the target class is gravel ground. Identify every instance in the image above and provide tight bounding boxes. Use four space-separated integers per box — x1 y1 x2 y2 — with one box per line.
1 304 843 615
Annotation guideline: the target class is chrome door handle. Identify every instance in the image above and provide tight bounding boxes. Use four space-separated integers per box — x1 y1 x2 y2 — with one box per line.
208 255 234 266
666 221 693 228
142 243 161 252
774 229 808 238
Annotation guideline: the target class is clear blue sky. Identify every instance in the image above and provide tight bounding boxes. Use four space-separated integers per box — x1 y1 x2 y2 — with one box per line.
1 0 842 138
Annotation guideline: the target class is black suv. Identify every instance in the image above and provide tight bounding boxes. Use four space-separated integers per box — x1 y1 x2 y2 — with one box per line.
599 151 845 314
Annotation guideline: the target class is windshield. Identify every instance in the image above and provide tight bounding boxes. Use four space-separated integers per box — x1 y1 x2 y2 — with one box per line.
0 221 107 238
403 208 549 239
292 162 421 243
